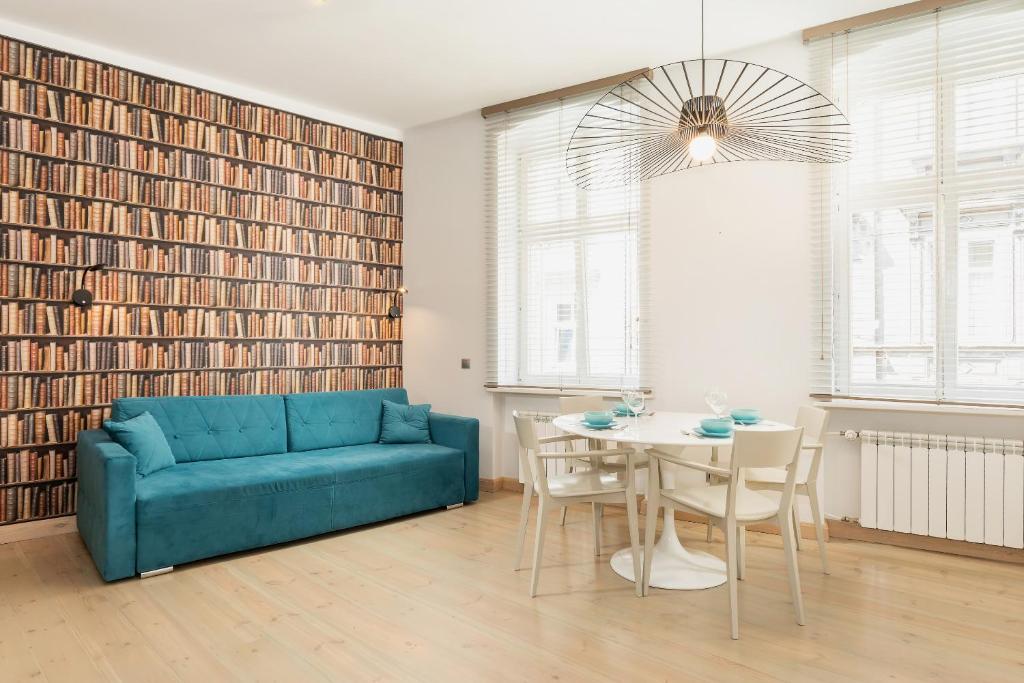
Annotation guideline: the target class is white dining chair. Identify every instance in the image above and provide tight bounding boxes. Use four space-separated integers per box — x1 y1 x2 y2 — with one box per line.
556 396 648 533
643 428 806 639
512 411 643 597
739 407 830 574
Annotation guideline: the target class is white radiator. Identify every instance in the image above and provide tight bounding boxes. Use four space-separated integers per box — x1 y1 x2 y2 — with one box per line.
859 431 1024 548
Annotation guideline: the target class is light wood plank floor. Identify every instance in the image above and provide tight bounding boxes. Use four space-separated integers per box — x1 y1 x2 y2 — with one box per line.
1 491 1022 682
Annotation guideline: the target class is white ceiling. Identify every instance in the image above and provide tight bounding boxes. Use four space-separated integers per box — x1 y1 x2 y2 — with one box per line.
0 0 908 133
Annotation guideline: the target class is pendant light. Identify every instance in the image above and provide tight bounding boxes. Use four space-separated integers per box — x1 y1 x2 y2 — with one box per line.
566 0 852 189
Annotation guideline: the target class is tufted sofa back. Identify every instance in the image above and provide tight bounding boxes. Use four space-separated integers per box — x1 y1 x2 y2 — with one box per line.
111 389 412 463
284 388 409 452
111 395 288 463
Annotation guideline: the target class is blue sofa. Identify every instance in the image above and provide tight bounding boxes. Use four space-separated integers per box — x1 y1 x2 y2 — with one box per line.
76 388 479 581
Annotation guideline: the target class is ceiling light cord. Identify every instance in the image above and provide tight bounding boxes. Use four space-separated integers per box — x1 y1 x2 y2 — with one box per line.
700 0 705 62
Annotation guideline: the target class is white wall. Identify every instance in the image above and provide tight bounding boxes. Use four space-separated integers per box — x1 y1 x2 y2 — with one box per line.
402 32 1024 519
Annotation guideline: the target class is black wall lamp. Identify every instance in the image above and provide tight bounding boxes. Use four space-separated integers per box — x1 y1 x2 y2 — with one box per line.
388 286 408 319
71 263 106 308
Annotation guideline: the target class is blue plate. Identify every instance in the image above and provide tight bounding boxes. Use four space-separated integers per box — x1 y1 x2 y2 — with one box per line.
583 420 620 430
733 418 761 426
693 426 732 438
613 409 645 417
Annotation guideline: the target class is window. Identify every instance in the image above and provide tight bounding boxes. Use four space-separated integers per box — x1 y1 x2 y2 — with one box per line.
811 0 1024 404
485 93 650 390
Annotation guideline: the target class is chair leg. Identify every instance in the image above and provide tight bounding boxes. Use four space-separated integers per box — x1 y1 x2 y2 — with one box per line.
559 463 575 526
625 491 642 597
807 485 830 575
642 459 661 596
592 503 603 556
792 505 803 550
780 513 806 626
514 480 534 571
725 520 740 640
737 526 747 581
530 497 549 597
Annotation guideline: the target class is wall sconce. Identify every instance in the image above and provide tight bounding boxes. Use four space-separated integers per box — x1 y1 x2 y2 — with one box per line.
388 286 408 319
71 263 106 308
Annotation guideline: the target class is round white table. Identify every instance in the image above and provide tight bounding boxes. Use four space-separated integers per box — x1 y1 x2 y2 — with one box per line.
552 411 791 590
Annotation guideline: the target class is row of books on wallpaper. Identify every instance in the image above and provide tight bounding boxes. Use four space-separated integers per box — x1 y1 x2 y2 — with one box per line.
2 189 402 239
0 365 404 412
2 227 403 287
1 448 75 485
0 141 403 219
4 223 403 272
0 480 76 523
4 190 402 243
0 338 403 373
0 302 403 339
0 141 404 216
2 407 104 447
1 264 398 314
0 96 404 190
0 39 403 165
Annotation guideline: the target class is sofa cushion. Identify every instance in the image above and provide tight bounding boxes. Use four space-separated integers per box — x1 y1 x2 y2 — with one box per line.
112 395 287 463
135 451 336 514
133 442 465 572
102 411 176 477
135 443 464 514
379 399 432 444
284 388 409 451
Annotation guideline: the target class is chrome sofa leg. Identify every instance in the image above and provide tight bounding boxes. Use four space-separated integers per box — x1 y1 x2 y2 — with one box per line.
140 566 174 579
446 503 464 510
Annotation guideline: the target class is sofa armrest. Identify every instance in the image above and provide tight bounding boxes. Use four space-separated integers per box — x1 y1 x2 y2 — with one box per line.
76 429 138 581
429 413 480 502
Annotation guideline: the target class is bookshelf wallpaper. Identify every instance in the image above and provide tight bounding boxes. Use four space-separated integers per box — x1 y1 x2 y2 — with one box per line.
0 35 404 526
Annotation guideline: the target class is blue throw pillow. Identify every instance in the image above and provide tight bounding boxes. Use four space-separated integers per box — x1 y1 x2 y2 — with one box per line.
379 399 432 444
103 411 176 477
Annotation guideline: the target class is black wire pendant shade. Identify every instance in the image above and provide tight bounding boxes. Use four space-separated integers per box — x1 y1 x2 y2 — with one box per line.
565 59 853 189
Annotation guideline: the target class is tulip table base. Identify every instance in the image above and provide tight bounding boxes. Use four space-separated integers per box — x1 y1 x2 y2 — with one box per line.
610 508 727 590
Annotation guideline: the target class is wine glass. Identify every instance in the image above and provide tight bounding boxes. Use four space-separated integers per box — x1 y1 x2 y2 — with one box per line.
622 389 645 432
704 387 728 419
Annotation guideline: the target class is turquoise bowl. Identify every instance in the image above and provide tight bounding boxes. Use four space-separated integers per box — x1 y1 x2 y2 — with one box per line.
701 418 733 434
730 408 761 422
614 402 640 415
584 411 614 426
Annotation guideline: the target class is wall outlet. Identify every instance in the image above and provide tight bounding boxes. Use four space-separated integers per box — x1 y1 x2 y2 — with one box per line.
460 358 471 369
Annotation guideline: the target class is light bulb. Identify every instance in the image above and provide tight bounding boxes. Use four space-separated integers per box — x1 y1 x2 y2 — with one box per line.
689 131 717 161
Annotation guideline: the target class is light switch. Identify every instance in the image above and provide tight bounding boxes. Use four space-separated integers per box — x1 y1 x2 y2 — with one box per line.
461 358 471 369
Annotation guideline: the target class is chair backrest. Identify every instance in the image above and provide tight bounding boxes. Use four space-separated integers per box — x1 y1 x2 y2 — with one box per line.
730 428 805 470
728 427 805 518
512 411 548 495
795 405 829 444
795 405 829 482
512 411 541 451
559 395 606 414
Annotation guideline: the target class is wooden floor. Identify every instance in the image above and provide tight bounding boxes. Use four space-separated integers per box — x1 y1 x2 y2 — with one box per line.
2 492 1023 682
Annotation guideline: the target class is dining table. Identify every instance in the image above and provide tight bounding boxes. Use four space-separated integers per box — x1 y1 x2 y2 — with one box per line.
551 410 793 590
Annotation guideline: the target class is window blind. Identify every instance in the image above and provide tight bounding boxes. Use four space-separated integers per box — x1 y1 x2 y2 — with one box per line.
810 0 1024 404
485 91 651 391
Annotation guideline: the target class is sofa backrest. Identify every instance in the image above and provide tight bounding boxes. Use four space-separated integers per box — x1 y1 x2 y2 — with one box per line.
111 395 287 463
284 388 409 452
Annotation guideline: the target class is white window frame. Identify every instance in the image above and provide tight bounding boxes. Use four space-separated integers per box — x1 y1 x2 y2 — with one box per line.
813 0 1024 406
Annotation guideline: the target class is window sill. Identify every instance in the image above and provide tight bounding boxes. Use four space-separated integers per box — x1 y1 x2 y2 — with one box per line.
814 398 1024 418
485 386 654 398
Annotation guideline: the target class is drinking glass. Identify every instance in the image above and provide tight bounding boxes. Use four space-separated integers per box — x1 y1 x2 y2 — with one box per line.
622 389 645 432
704 387 728 418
